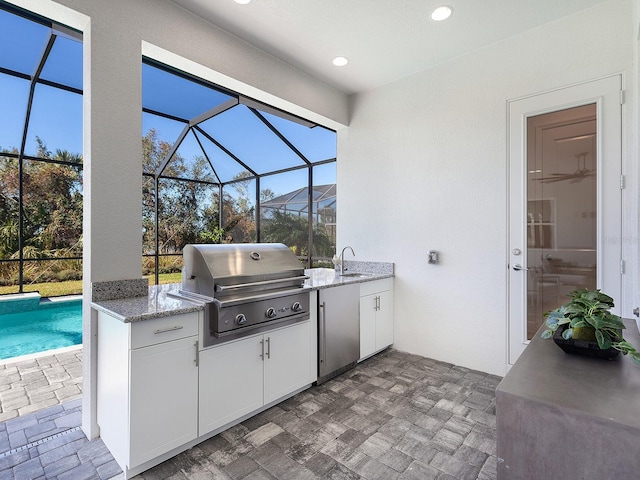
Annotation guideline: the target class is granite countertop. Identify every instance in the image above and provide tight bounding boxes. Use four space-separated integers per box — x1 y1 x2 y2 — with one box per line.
91 283 203 323
497 318 640 429
92 262 394 323
304 267 393 290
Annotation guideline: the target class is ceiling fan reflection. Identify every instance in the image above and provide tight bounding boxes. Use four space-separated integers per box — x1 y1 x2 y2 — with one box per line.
538 152 595 184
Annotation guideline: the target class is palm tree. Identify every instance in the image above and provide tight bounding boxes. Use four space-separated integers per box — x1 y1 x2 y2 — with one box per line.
261 210 333 258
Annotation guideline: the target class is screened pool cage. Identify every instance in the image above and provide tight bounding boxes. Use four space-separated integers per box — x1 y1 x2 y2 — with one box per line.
0 4 337 295
142 59 337 284
0 5 83 296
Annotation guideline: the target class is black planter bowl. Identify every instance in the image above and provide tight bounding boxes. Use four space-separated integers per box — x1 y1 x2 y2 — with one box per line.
553 324 621 360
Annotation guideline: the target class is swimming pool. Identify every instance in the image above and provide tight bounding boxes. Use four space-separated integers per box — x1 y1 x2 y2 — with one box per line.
0 297 82 360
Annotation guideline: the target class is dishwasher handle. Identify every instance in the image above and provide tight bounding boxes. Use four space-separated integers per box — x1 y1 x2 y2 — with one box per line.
319 301 326 366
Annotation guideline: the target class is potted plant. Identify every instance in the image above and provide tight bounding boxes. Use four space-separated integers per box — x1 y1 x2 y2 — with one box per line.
541 289 640 363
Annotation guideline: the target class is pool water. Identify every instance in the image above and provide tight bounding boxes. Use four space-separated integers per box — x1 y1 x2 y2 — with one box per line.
0 299 82 360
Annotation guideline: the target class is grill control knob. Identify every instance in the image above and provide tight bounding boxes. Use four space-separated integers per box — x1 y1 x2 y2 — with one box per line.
292 302 303 313
265 307 277 318
235 314 247 325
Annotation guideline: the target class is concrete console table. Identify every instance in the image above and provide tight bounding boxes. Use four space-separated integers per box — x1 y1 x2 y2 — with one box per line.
496 319 640 480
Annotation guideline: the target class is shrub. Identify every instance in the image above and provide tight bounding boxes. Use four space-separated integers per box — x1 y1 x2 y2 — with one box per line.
35 270 58 283
12 274 33 284
56 269 81 281
142 257 156 276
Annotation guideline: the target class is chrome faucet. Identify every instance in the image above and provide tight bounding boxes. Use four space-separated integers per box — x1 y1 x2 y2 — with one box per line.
340 246 355 275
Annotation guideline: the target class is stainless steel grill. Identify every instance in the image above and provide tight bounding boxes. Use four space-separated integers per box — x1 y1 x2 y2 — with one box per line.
176 243 310 347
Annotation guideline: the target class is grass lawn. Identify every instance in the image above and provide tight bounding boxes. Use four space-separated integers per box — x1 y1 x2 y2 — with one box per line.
151 272 182 284
0 273 183 298
0 280 82 297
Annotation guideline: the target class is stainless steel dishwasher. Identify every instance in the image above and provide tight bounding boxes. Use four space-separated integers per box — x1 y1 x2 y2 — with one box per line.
317 283 360 384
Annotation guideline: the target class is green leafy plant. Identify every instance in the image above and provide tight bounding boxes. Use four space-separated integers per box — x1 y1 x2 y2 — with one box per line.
541 289 640 364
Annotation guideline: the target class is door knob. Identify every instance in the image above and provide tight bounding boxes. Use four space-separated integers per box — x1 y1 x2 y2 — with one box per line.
513 264 529 271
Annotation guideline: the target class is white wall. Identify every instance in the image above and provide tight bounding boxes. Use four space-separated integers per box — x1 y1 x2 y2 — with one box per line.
339 0 636 376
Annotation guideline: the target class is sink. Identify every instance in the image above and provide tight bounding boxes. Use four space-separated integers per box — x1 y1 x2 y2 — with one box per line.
340 273 370 278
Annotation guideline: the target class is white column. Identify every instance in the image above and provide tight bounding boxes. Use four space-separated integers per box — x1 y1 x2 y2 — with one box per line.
80 1 143 438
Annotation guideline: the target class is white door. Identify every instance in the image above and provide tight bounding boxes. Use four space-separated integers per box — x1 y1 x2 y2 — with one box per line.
198 335 264 434
359 293 377 359
263 321 312 404
375 289 394 350
508 76 622 366
130 336 199 466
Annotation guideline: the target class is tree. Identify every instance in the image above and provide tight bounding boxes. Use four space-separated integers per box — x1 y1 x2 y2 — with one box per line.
0 154 19 259
260 210 333 258
0 138 83 287
220 172 257 243
142 128 249 257
0 140 82 257
22 161 83 253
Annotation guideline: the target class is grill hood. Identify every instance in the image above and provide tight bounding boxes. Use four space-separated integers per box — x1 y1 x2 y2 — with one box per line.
181 243 306 298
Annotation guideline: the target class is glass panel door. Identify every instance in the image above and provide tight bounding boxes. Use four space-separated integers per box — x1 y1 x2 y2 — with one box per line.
509 75 621 366
526 104 597 339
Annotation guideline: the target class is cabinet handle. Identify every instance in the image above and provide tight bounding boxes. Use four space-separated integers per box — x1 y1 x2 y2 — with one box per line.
153 325 183 334
260 339 265 360
194 340 199 367
320 302 327 364
266 337 271 359
376 296 381 311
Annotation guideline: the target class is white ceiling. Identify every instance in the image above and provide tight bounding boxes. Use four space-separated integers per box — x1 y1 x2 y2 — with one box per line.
171 0 608 95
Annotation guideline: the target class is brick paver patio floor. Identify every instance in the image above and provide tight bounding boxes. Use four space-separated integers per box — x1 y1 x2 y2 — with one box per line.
0 348 500 479
0 347 83 422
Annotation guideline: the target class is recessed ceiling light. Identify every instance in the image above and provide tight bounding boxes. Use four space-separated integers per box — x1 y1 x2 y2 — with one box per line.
234 0 251 4
430 5 453 21
332 56 349 67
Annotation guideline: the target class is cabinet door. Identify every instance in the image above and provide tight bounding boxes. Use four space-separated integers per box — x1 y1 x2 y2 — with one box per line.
359 294 377 360
129 336 198 467
264 321 312 404
199 335 264 435
375 289 394 350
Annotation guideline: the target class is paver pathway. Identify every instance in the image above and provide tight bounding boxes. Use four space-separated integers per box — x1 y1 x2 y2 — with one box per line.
0 347 83 422
0 398 119 480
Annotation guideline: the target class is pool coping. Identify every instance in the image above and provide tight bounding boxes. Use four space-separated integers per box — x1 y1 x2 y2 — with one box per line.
0 292 41 301
40 294 82 303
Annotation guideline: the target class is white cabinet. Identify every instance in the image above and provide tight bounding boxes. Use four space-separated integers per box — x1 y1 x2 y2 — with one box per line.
96 298 316 478
199 320 313 434
97 311 199 475
264 321 313 403
129 336 198 466
198 333 264 434
359 278 394 360
375 289 394 348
